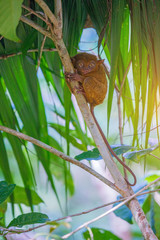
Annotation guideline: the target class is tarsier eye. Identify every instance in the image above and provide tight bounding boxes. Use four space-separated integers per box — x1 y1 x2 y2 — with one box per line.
88 61 95 68
78 62 84 68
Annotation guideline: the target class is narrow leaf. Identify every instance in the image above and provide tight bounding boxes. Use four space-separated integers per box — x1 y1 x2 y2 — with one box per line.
142 194 152 214
7 186 43 206
111 144 134 155
107 0 125 130
153 200 160 239
123 147 156 162
0 132 13 183
75 148 102 161
0 181 15 204
114 204 132 224
49 123 87 151
75 145 133 161
145 174 160 183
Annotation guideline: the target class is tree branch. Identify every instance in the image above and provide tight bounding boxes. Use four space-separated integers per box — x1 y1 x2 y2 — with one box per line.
54 0 63 38
37 26 48 70
0 48 57 60
20 16 52 39
54 0 62 29
61 178 160 239
35 0 58 28
0 125 118 192
22 4 48 23
2 188 159 236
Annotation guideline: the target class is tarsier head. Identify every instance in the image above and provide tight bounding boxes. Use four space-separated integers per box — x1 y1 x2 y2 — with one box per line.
71 53 104 75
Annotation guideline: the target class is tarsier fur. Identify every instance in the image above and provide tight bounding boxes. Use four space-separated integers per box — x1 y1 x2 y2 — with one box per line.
65 52 136 186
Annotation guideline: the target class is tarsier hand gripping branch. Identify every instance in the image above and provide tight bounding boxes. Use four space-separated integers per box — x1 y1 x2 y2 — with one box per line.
65 53 136 186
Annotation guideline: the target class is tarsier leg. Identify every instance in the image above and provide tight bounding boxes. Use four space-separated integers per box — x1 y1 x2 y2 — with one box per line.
83 77 107 106
65 71 85 95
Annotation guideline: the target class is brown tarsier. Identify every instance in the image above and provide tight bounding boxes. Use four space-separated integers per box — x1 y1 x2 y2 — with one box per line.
65 53 136 186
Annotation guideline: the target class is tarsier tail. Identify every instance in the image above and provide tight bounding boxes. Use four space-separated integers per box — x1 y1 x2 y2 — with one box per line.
65 52 136 186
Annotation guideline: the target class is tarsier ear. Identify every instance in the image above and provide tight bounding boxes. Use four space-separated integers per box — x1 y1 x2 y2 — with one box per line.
97 59 105 65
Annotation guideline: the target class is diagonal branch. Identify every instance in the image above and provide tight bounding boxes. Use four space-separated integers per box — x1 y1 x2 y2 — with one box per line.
61 177 160 239
0 48 57 60
20 16 52 39
22 4 47 23
0 125 118 192
37 25 48 70
2 188 160 236
35 0 58 27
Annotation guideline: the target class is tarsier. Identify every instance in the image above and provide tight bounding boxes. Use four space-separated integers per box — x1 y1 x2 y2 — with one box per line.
65 53 136 186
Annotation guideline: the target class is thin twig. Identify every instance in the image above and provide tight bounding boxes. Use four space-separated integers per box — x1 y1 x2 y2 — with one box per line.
2 188 159 236
35 0 58 27
61 177 160 239
117 90 128 181
37 16 48 70
117 91 123 145
149 153 160 161
36 14 53 70
0 48 57 60
37 35 47 70
123 124 160 138
0 125 118 192
20 16 52 39
22 4 48 23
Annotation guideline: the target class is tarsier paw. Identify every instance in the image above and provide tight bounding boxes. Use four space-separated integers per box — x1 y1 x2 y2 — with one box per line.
64 72 73 82
64 71 83 83
72 86 85 95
